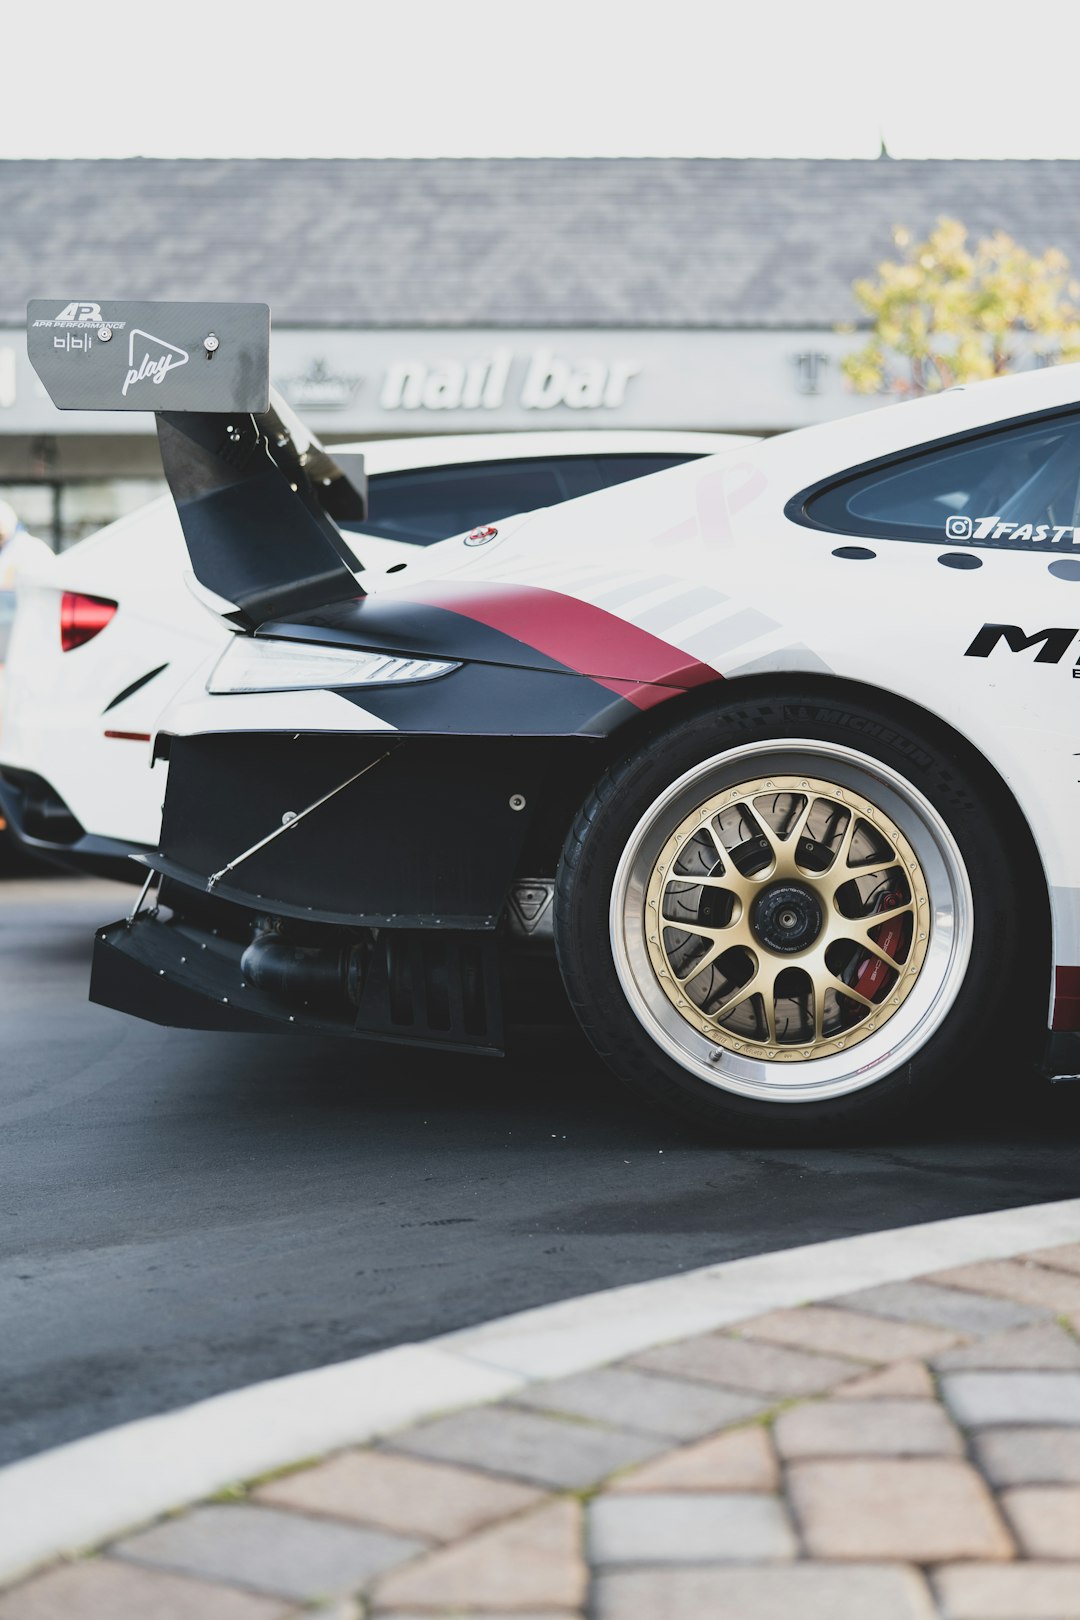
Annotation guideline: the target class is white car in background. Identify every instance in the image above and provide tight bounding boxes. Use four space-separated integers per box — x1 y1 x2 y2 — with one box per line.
0 431 745 878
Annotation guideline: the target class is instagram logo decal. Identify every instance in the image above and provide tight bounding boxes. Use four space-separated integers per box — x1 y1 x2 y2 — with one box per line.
944 515 1080 545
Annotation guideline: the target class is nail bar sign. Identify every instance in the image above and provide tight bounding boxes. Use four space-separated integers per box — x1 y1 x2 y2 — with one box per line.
378 347 641 412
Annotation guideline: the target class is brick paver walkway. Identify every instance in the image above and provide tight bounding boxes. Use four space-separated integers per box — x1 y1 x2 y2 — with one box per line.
7 1243 1080 1617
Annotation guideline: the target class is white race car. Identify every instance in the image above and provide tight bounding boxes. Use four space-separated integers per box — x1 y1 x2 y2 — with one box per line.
26 300 1080 1135
0 428 738 877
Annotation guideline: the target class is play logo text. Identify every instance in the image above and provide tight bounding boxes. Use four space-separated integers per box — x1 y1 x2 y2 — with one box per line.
123 329 189 397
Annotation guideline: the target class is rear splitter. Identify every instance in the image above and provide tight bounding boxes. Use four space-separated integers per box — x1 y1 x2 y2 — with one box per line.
91 906 506 1056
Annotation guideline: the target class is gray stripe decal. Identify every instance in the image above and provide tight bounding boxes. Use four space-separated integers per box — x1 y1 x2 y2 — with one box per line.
586 575 677 609
636 589 724 634
682 608 777 659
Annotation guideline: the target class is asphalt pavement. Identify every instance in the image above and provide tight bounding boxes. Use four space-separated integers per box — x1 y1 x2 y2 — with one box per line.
3 874 1080 1469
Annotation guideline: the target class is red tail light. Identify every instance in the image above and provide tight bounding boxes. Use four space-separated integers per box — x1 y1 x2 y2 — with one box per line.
60 592 118 652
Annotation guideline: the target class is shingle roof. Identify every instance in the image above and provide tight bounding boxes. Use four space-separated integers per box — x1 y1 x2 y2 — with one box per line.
2 157 1077 329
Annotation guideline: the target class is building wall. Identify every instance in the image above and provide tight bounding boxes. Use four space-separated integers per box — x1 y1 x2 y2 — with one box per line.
0 325 880 545
0 325 873 457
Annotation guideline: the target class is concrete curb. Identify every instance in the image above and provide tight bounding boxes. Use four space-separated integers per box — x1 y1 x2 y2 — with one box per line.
3 1195 1079 1585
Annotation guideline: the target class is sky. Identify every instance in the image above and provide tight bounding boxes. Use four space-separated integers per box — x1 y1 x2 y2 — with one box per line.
3 0 1078 161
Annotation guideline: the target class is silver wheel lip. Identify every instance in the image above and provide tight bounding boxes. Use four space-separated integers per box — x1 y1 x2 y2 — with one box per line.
608 738 974 1105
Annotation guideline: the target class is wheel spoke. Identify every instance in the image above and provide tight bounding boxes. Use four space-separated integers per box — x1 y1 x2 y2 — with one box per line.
828 973 876 1011
759 793 818 879
845 923 912 971
786 796 817 863
749 803 785 862
803 948 876 1018
665 871 740 890
761 974 779 1043
846 901 915 938
835 901 915 963
812 983 826 1042
818 812 861 895
641 769 934 1068
675 920 744 942
675 940 725 984
668 853 756 909
703 813 760 887
701 816 730 864
710 970 761 1025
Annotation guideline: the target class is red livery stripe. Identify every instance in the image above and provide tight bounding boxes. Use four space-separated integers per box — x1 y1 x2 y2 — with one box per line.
403 581 719 708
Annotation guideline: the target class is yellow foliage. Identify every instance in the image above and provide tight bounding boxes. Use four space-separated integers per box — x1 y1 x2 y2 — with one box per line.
841 219 1080 396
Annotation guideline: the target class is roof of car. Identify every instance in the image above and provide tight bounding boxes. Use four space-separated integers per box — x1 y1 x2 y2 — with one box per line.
355 429 751 473
3 157 1079 330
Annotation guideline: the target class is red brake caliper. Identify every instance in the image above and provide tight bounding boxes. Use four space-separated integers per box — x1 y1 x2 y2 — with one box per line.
852 890 906 1003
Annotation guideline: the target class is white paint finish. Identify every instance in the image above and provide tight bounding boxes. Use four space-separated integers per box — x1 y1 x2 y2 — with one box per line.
160 688 394 738
0 430 724 850
2 1198 1079 1587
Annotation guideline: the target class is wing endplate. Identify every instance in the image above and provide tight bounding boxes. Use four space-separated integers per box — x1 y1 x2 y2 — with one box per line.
27 300 270 413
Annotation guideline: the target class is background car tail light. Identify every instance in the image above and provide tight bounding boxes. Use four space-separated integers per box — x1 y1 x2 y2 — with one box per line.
60 592 118 652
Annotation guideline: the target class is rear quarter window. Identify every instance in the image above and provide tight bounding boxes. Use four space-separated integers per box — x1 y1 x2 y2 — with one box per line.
347 452 697 546
797 412 1080 551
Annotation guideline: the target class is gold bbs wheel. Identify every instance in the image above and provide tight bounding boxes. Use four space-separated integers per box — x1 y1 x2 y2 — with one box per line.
643 774 930 1061
608 740 973 1106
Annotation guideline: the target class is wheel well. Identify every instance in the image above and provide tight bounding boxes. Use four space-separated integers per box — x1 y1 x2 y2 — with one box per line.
526 670 1052 1017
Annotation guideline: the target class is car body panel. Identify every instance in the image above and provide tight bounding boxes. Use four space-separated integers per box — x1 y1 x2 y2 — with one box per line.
0 432 744 864
146 365 1080 1034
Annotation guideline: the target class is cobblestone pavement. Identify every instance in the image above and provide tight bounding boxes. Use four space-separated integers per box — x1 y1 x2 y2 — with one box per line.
7 1244 1080 1618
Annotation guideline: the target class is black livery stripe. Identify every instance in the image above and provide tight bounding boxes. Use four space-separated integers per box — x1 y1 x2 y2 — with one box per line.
261 580 721 713
338 661 642 738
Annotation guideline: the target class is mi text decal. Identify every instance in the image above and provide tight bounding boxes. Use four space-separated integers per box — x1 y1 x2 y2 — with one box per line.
965 623 1080 666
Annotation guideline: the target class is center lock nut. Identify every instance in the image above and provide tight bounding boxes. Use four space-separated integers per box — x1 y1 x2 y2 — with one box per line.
751 882 824 954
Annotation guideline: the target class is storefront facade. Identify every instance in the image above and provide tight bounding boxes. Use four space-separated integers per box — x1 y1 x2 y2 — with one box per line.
0 325 870 547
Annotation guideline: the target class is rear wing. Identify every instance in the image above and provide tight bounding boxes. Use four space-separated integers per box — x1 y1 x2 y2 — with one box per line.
27 300 366 625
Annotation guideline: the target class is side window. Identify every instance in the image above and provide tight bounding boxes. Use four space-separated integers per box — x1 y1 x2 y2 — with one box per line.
347 453 700 547
802 414 1080 549
593 453 693 487
346 459 573 546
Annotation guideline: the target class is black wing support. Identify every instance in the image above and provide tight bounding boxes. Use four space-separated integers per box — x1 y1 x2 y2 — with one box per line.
27 299 366 625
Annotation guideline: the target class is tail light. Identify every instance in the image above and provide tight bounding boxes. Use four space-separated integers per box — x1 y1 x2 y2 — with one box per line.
60 592 118 652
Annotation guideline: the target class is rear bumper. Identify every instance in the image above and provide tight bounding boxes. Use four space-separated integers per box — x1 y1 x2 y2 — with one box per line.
90 724 589 1048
